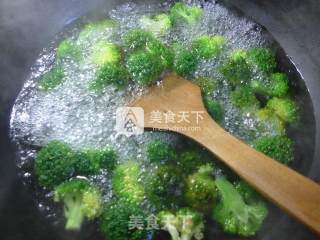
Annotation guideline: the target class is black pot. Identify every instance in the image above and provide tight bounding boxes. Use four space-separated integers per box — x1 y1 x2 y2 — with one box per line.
0 0 319 239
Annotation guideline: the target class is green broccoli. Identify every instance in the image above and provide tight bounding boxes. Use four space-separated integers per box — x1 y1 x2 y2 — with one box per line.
147 40 174 69
173 44 199 77
220 50 252 86
127 50 165 85
184 164 216 213
253 135 294 165
231 86 260 111
232 50 248 61
124 30 173 68
204 98 224 123
157 211 180 240
57 39 82 61
269 73 290 96
144 164 185 210
90 64 130 91
123 30 156 52
54 179 103 230
90 41 122 66
235 181 260 204
194 78 218 95
170 2 204 25
39 68 65 92
76 147 118 176
256 108 286 136
78 20 117 44
266 97 299 124
35 141 76 188
213 178 268 237
248 48 277 74
100 198 148 240
177 150 207 175
192 35 226 59
140 14 172 36
147 141 177 163
177 208 205 240
251 73 289 97
158 208 205 240
112 161 145 204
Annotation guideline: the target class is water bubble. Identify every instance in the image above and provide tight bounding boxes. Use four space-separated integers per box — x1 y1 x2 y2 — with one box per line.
10 0 274 221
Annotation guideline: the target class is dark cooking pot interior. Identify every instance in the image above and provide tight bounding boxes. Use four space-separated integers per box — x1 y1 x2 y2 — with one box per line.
0 0 319 239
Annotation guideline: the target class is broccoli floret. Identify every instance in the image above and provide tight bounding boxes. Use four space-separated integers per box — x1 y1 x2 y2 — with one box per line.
176 150 207 175
170 2 204 26
256 108 286 136
39 68 65 92
194 78 218 95
235 181 260 203
78 20 117 44
112 161 145 204
213 178 268 237
127 50 165 85
90 64 129 91
145 164 185 210
192 35 226 59
204 98 224 123
251 73 289 97
185 164 216 213
177 208 205 240
269 73 290 96
57 39 82 61
220 50 252 86
124 30 173 68
173 44 199 77
147 40 174 69
76 147 118 176
139 14 172 36
35 141 76 188
54 179 103 230
158 208 205 240
100 198 148 240
248 48 277 74
123 30 156 52
231 86 260 111
266 97 299 124
147 141 177 163
232 50 248 61
253 135 294 165
90 41 122 66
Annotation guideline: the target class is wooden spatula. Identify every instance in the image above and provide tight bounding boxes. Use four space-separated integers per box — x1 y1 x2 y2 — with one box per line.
131 74 320 235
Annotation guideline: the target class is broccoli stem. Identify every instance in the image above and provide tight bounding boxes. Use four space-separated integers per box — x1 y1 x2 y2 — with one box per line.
180 220 198 240
181 231 192 240
164 222 180 240
181 228 203 240
64 196 84 230
181 236 189 240
216 179 248 217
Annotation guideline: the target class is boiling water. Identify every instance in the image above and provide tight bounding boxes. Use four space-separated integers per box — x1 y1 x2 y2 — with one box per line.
10 0 276 227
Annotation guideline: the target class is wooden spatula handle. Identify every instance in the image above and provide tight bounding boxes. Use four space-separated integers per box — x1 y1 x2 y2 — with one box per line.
183 112 320 235
133 74 320 234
